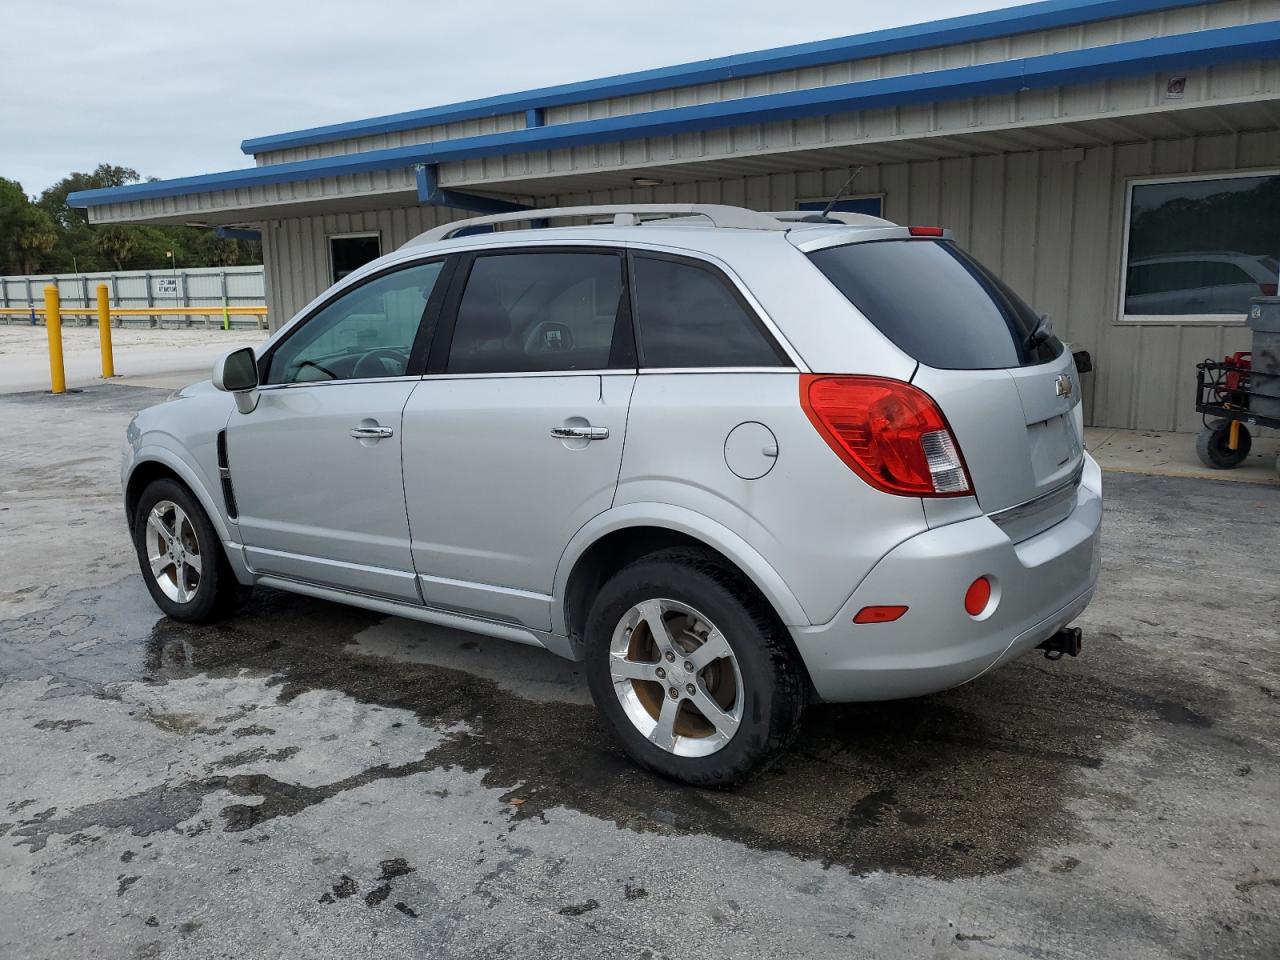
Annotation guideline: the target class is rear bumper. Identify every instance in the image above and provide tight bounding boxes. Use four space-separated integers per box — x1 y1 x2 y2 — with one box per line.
790 453 1102 702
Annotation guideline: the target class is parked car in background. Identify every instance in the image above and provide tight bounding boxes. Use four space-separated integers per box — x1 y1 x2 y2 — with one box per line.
1125 251 1280 316
122 205 1102 785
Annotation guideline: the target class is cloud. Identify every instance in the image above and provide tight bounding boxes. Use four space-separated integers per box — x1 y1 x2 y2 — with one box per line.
0 0 1010 195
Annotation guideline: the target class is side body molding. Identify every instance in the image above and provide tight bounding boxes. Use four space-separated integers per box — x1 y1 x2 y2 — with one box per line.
551 502 811 638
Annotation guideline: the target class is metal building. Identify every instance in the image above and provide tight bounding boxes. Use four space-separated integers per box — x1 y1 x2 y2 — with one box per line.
68 0 1280 430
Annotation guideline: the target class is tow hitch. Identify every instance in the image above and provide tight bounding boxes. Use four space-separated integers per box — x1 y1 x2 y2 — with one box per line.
1038 626 1082 661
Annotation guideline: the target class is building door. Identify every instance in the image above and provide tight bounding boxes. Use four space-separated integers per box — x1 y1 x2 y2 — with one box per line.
329 233 382 283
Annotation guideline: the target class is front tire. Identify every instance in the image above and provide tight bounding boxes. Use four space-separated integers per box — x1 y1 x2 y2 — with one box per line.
583 548 807 786
132 478 237 623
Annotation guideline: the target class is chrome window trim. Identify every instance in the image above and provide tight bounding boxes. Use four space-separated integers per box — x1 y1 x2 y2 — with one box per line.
255 375 424 392
414 367 799 382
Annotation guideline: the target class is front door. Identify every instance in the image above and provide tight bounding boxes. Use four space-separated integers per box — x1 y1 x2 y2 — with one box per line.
401 248 635 630
228 258 448 602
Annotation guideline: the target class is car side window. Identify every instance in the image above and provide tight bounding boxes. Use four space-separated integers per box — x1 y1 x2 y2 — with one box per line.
265 260 444 385
631 255 788 368
445 252 625 374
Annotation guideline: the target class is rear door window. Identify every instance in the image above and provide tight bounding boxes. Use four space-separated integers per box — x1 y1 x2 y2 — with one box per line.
444 251 628 374
631 254 789 368
807 240 1062 370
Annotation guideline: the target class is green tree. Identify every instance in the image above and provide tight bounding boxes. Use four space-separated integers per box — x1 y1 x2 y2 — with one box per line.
3 164 263 274
10 206 58 274
94 225 136 270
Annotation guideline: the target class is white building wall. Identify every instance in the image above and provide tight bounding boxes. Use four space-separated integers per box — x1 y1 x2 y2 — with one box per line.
260 127 1276 432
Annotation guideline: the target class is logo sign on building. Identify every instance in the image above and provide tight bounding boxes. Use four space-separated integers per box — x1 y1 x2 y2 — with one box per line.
156 277 182 297
1165 76 1187 100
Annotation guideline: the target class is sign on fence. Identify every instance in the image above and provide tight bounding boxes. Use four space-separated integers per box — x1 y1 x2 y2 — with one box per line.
155 277 182 297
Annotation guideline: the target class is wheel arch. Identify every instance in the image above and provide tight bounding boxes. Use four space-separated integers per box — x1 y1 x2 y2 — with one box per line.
554 504 810 650
125 448 232 545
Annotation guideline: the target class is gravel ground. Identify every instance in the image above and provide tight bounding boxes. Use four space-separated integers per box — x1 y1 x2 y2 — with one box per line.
0 384 1276 960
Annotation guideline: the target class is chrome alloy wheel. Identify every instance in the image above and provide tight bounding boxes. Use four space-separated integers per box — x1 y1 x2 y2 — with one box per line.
144 499 202 604
609 598 744 757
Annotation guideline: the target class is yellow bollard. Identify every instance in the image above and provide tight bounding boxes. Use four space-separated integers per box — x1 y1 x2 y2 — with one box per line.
96 284 115 378
44 285 66 394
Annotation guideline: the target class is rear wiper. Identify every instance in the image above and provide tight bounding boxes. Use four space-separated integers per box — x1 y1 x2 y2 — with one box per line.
1024 314 1053 352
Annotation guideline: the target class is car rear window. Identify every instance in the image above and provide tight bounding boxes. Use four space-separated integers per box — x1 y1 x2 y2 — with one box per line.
807 239 1062 370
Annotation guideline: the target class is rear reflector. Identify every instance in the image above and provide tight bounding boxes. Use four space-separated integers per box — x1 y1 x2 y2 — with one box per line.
908 225 946 237
964 577 992 617
800 375 972 497
854 605 908 624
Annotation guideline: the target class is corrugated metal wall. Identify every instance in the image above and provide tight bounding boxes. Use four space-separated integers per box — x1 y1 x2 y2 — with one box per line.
260 128 1277 432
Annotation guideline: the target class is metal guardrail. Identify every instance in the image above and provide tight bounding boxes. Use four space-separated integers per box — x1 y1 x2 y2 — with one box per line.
0 305 269 329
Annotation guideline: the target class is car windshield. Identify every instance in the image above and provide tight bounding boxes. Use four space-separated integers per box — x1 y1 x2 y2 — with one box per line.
807 239 1063 370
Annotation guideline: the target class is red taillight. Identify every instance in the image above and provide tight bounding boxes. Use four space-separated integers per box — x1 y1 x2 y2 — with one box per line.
1261 283 1278 296
964 577 992 617
853 605 909 624
800 375 972 497
908 225 946 237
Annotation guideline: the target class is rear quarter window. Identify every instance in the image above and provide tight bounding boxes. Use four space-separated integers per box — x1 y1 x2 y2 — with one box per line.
631 254 790 368
807 240 1062 370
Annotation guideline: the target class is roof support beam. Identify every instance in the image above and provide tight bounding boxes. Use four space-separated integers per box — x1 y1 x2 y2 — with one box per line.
415 164 532 214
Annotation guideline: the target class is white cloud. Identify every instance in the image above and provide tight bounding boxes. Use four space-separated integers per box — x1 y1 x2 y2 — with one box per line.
0 0 1012 195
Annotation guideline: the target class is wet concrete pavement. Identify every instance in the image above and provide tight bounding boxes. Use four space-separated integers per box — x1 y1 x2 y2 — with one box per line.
1 385 1277 959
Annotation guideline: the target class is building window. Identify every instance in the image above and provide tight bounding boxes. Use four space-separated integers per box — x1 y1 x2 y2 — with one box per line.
329 233 382 284
1122 172 1280 321
797 195 884 218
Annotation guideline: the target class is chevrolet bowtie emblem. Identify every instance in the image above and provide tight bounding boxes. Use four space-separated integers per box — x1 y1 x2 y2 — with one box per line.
1055 374 1073 398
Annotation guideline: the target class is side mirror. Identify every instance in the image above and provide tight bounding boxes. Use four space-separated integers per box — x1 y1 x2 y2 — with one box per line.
213 347 260 414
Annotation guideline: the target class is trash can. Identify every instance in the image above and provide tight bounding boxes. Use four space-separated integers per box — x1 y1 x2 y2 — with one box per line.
1248 297 1280 421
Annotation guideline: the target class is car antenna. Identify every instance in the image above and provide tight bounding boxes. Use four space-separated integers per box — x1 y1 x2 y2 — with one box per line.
821 166 866 220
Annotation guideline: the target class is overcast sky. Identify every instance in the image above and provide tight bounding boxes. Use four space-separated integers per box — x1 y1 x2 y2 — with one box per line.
2 0 1012 197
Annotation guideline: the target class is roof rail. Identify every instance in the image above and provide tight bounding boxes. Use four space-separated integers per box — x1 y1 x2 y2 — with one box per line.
405 204 788 246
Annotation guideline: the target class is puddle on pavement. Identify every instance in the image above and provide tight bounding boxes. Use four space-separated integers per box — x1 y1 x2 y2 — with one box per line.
0 575 1231 880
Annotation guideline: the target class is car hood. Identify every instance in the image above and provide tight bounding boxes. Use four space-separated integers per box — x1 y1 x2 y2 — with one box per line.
172 378 218 400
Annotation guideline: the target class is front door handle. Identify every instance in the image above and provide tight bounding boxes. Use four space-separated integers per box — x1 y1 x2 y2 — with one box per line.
550 425 609 441
350 425 394 440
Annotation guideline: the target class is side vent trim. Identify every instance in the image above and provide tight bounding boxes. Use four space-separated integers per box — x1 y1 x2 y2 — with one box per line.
215 430 239 521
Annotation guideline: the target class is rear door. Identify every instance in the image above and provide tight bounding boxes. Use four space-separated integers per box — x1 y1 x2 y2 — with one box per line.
400 247 635 630
808 238 1083 523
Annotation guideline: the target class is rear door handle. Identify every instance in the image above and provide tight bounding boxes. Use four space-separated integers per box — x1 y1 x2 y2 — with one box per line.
550 425 609 441
350 425 394 440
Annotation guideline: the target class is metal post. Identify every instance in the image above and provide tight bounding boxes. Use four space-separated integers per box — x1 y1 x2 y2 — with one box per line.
109 275 120 326
220 270 230 331
79 274 90 324
44 286 65 394
25 277 35 325
97 284 115 378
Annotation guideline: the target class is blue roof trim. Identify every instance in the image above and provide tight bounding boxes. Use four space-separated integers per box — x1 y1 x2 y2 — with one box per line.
239 0 1206 155
71 22 1280 209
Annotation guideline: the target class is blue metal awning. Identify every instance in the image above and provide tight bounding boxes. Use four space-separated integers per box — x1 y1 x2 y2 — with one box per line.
69 21 1280 210
238 0 1208 156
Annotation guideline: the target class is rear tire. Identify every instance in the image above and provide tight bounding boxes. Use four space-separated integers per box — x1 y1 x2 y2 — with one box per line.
1195 419 1251 469
132 478 238 624
583 548 806 786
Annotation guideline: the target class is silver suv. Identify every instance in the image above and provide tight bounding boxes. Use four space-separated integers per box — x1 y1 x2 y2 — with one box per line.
122 204 1102 785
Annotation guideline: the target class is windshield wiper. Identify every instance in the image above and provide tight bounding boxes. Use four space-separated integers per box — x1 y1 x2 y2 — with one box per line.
1024 314 1053 353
